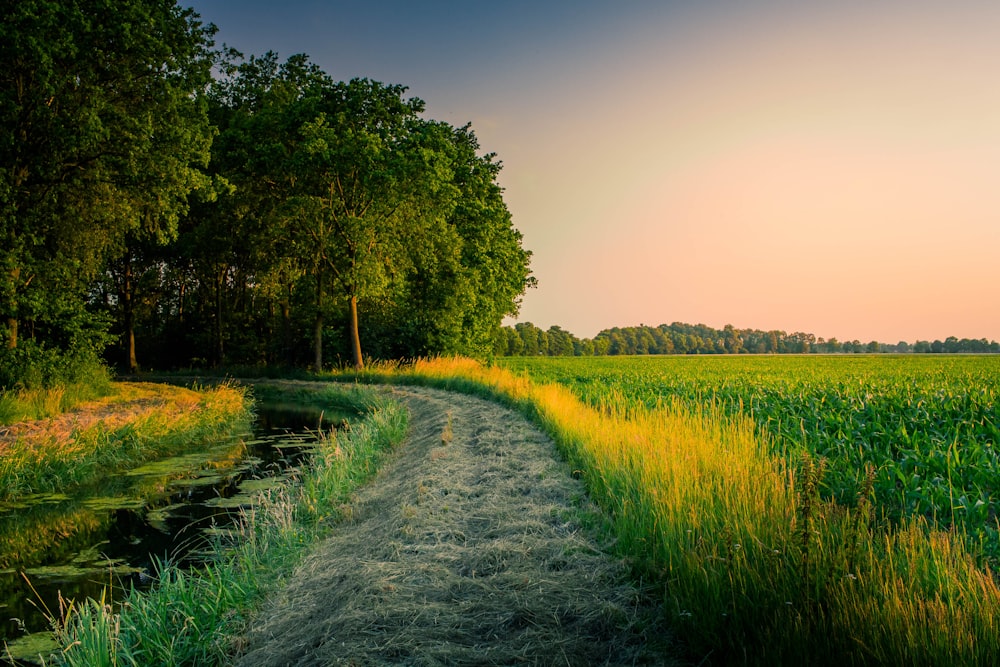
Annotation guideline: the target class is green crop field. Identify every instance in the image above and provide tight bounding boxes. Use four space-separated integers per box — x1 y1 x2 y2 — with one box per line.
377 357 1000 662
500 354 1000 562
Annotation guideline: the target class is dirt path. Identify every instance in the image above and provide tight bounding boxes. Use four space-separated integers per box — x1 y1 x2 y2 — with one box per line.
235 385 673 666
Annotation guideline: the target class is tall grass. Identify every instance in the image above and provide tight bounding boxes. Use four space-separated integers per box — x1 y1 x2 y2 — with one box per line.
502 355 1000 561
0 346 113 424
51 383 407 666
0 370 112 425
362 357 999 665
0 383 251 500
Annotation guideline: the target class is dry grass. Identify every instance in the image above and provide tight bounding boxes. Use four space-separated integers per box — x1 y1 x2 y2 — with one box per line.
235 386 674 666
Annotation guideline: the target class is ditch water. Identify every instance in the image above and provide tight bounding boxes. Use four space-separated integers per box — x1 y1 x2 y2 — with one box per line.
0 402 348 665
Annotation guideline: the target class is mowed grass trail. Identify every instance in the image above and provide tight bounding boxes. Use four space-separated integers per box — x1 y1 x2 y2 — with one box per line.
366 357 1000 666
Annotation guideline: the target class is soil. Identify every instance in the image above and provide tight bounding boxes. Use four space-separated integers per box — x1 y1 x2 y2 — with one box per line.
234 385 677 666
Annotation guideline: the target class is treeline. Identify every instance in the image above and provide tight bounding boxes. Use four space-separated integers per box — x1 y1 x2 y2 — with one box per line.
1 0 533 386
496 322 1000 356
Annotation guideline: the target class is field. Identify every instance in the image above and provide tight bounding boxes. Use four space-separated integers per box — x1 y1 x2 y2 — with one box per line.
375 354 1000 664
36 358 1000 664
500 354 1000 562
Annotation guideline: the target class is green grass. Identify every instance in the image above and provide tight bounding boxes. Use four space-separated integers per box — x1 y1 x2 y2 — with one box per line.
46 358 1000 665
0 350 113 424
0 378 113 426
501 355 1000 563
0 383 252 500
351 357 1000 666
50 382 407 666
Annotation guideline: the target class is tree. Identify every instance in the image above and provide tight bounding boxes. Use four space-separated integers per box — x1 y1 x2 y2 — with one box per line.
287 79 457 369
1 0 216 360
156 52 327 369
360 122 532 361
0 0 214 360
723 324 743 354
178 53 531 370
434 125 533 357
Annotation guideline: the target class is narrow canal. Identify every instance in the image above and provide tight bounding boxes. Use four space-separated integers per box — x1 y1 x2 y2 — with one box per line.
0 402 348 664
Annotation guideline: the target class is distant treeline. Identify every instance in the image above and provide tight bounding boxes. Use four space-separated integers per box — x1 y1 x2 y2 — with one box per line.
495 322 1000 356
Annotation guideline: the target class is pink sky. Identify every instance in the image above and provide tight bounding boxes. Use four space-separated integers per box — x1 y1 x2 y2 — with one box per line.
191 1 1000 342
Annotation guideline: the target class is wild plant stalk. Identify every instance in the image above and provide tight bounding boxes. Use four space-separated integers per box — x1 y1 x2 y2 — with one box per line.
373 357 1000 665
52 385 407 666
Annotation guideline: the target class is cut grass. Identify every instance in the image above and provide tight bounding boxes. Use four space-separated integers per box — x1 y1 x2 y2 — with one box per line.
49 382 407 666
342 357 1000 665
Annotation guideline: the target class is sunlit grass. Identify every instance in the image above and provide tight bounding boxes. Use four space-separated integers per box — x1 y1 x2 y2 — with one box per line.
502 354 1000 561
357 356 1000 665
50 383 407 666
0 383 251 500
0 381 112 425
44 359 1000 664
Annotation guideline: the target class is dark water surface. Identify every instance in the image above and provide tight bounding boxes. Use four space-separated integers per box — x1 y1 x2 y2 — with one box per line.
0 403 345 663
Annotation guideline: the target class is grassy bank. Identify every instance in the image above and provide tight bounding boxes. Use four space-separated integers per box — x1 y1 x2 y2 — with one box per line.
0 373 112 426
0 348 113 425
344 357 999 666
0 382 251 501
50 383 407 666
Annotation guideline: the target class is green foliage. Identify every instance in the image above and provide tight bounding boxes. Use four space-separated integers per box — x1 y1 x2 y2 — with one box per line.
0 342 109 393
0 342 112 424
496 321 1000 356
0 0 217 364
2 4 532 378
105 51 533 373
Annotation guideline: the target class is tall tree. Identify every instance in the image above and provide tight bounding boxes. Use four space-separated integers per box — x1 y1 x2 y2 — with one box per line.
288 79 457 369
366 123 534 360
0 0 216 357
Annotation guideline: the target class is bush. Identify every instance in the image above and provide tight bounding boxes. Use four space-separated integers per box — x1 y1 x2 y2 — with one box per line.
0 342 110 392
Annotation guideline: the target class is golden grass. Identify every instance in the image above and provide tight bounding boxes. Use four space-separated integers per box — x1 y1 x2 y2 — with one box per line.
373 357 1000 664
0 382 250 499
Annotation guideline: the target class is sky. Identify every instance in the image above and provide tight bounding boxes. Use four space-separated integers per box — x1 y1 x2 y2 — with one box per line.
185 0 1000 343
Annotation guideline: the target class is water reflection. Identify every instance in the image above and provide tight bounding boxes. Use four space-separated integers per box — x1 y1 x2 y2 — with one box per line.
0 402 347 663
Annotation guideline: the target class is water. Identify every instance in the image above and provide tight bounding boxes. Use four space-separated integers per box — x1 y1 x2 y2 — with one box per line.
0 402 347 663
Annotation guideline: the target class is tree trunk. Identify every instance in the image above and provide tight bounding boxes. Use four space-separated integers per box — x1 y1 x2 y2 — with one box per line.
313 272 323 372
349 293 363 370
123 256 138 373
178 281 186 323
6 266 19 349
214 268 224 367
282 283 293 366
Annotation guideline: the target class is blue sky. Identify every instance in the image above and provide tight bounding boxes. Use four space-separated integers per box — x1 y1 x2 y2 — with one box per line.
186 1 1000 343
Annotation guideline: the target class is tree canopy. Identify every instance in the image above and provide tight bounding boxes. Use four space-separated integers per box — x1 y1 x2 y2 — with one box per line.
1 0 216 354
2 5 533 385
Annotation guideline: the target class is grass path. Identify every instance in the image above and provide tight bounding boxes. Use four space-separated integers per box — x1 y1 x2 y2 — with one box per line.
234 385 673 666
